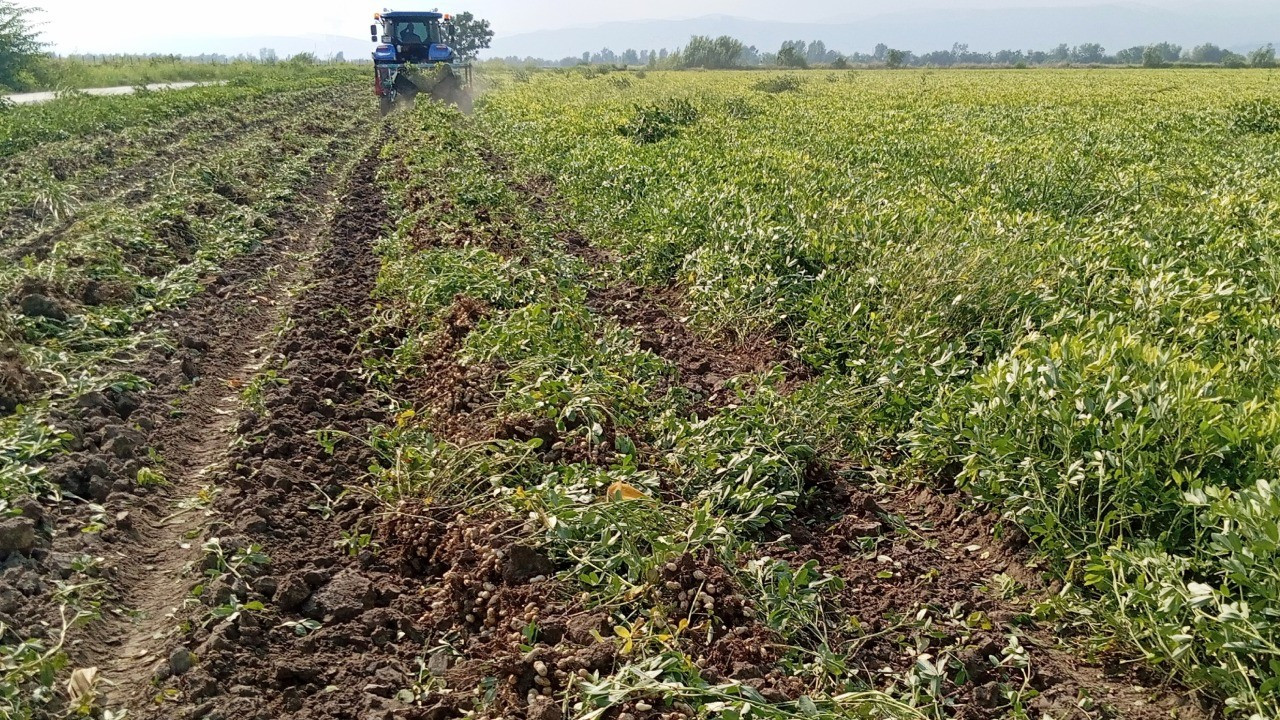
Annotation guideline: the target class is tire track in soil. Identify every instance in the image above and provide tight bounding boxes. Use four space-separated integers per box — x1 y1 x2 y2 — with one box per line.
149 137 432 720
5 129 378 714
482 154 1210 720
79 169 354 707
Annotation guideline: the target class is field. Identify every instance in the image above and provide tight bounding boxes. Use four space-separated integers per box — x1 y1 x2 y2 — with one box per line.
2 68 1277 720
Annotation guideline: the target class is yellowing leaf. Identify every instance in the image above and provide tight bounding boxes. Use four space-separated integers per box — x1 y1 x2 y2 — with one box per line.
606 481 648 501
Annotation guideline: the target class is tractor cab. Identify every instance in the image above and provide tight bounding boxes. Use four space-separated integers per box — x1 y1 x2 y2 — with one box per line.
370 11 457 65
370 10 471 115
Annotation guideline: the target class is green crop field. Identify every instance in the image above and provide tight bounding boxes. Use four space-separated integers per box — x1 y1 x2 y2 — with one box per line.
6 65 1279 720
365 68 1280 719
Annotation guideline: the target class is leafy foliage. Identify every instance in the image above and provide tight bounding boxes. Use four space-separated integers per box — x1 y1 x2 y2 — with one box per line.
447 11 493 60
617 98 699 144
477 68 1280 715
1230 97 1280 134
0 0 43 91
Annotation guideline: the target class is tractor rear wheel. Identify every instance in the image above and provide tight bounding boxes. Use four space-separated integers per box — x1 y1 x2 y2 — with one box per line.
379 95 394 117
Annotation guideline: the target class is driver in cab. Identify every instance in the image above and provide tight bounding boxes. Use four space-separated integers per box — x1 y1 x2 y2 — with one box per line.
398 24 424 44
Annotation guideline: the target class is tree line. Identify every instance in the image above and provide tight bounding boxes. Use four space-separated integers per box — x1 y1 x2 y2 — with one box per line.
497 38 1278 70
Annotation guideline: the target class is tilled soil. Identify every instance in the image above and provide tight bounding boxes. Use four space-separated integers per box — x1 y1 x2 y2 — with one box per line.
148 142 422 720
0 118 374 716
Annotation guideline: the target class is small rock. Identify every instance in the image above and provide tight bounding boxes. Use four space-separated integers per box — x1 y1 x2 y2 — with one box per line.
427 651 452 677
565 613 610 645
181 336 211 353
169 646 196 676
0 517 37 558
185 670 219 700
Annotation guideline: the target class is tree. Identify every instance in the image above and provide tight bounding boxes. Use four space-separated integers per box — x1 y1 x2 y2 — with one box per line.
1142 45 1165 68
1189 43 1225 63
259 47 278 63
448 12 493 59
1222 51 1247 68
1072 43 1105 63
920 49 955 67
0 1 42 91
679 35 745 69
873 43 888 62
1249 44 1276 68
1150 42 1182 63
806 40 827 64
777 40 807 68
1114 46 1144 64
885 48 906 69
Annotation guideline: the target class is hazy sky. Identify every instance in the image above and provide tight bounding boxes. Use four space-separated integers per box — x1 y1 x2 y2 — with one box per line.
34 0 1215 52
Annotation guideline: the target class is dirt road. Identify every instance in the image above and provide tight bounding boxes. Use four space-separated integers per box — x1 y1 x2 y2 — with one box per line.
3 81 215 105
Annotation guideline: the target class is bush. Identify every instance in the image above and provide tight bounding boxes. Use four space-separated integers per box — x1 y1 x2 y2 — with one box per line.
617 98 699 144
752 74 804 94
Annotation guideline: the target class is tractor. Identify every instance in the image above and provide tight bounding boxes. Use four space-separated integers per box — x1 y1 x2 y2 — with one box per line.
370 10 473 115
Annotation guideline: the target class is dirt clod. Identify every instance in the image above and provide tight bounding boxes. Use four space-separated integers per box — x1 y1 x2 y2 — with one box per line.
0 516 37 558
18 293 68 321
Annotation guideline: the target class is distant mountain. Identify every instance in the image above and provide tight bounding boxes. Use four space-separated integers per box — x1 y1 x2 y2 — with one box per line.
487 4 1280 59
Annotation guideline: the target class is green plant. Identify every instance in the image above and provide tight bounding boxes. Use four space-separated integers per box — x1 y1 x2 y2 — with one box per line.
618 98 700 144
752 74 804 93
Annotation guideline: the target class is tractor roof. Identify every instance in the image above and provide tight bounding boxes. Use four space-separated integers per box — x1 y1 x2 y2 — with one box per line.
381 11 443 20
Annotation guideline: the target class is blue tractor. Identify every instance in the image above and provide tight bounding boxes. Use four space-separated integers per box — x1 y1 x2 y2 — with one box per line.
370 10 472 115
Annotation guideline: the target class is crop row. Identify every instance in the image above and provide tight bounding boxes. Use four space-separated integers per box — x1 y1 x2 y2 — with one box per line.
0 78 375 501
0 65 364 158
469 69 1280 716
0 83 359 246
360 100 1127 719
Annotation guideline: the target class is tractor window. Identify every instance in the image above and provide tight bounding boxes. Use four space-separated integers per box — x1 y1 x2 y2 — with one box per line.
392 21 440 45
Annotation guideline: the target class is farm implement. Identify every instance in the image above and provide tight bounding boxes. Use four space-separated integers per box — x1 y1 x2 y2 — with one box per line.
370 10 473 115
